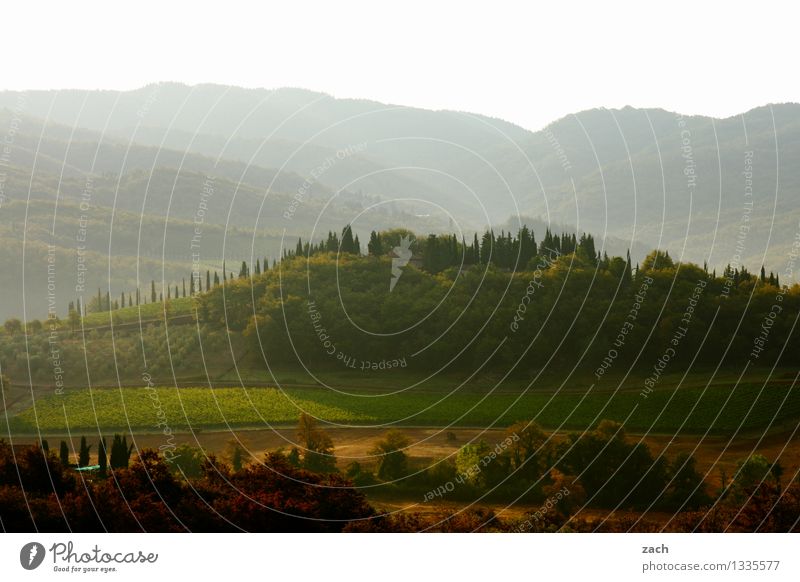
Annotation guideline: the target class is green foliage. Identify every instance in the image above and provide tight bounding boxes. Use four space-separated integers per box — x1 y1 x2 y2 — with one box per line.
98 438 107 473
78 436 92 467
296 413 337 473
168 444 208 478
370 430 411 481
109 434 133 470
6 379 799 436
59 440 69 466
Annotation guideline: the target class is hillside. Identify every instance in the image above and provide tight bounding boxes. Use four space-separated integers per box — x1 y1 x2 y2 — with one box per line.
1 86 798 322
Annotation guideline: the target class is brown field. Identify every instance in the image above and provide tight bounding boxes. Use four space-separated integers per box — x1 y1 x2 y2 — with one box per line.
11 425 800 505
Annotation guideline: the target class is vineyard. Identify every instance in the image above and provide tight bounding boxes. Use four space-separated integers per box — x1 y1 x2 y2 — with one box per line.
5 379 799 435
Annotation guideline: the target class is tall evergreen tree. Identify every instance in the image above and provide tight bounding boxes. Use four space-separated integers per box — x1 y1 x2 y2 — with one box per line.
368 231 384 256
59 441 70 466
98 437 107 475
110 434 133 470
78 436 91 467
341 225 356 254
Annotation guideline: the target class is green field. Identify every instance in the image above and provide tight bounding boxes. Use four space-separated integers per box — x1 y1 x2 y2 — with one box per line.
5 379 798 435
79 296 197 328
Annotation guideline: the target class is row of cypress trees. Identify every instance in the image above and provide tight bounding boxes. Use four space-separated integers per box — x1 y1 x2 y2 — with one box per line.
41 434 133 473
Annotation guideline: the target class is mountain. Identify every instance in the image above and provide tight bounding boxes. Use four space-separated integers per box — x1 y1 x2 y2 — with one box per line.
0 84 797 320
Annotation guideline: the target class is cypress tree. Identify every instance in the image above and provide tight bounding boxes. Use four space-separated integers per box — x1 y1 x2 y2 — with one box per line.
59 441 70 466
78 436 91 467
368 231 384 256
98 437 107 475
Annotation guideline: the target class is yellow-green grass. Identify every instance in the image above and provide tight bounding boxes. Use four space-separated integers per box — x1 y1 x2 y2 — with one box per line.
5 380 799 435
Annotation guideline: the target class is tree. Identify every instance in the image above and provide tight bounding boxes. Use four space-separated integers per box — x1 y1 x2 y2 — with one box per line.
59 440 70 466
232 447 243 472
664 452 710 510
341 225 357 254
110 434 133 470
506 421 549 480
370 430 410 481
4 318 22 336
0 372 10 406
151 280 157 303
98 437 108 475
296 413 337 473
78 436 92 467
726 454 776 502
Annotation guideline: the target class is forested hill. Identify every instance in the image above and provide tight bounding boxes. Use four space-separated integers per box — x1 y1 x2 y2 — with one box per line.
196 227 799 377
2 225 797 392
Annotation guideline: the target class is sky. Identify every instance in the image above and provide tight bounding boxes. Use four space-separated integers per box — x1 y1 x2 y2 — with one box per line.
3 0 798 131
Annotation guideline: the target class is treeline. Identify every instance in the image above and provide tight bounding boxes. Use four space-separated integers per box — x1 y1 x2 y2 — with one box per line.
0 438 372 532
1 223 795 382
2 222 782 327
3 415 798 532
44 434 134 473
197 231 798 373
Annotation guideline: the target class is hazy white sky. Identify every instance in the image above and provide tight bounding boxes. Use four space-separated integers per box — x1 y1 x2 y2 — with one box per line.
4 0 797 130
